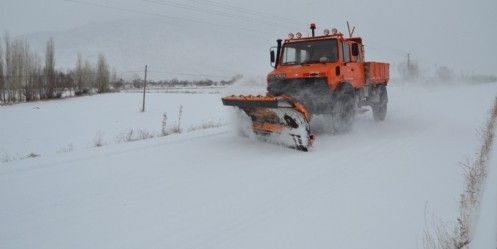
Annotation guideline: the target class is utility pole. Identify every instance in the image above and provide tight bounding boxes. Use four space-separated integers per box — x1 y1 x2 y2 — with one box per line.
407 53 411 77
142 65 147 112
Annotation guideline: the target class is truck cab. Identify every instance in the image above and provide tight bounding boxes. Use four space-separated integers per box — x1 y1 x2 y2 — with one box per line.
269 29 373 89
221 24 390 150
267 25 389 116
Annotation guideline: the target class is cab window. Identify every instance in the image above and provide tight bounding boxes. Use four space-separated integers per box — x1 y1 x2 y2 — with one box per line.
281 39 338 65
342 42 350 63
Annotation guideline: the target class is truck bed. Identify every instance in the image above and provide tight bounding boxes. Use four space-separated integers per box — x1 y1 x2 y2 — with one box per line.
365 62 389 84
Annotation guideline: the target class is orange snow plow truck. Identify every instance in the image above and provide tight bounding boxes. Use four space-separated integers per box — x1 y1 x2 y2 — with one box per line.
222 24 389 151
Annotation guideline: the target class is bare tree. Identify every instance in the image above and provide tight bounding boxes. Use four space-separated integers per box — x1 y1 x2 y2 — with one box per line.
1 34 43 102
63 69 75 96
1 35 38 102
74 53 85 95
82 59 94 94
10 38 31 102
96 53 110 93
110 68 118 89
1 34 117 102
4 32 14 102
23 53 41 102
0 41 5 102
44 37 56 99
33 55 44 100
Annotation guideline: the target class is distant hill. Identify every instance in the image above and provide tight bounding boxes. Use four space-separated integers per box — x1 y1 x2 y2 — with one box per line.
19 17 274 81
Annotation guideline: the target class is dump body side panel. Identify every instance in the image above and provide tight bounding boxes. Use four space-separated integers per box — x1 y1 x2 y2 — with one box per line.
365 62 390 84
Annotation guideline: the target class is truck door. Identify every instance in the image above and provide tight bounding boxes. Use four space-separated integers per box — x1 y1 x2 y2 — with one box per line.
341 41 365 88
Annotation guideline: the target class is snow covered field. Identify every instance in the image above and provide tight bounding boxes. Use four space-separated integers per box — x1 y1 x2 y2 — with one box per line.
1 81 496 248
0 90 229 160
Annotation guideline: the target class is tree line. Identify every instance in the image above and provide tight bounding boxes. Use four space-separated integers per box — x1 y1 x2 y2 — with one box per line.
0 34 111 103
0 34 241 104
127 74 241 89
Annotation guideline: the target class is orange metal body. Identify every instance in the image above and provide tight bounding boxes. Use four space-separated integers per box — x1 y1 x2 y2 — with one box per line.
252 121 284 133
222 95 310 121
221 25 390 151
267 33 389 92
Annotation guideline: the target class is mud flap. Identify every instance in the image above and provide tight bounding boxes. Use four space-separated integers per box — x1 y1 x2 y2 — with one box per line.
222 95 314 151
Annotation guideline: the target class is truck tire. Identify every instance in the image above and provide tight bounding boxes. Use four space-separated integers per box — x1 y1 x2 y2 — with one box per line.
372 85 388 121
332 84 355 134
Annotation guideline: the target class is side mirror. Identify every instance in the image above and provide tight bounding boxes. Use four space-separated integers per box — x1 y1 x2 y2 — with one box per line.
351 43 359 57
270 48 277 68
270 42 281 68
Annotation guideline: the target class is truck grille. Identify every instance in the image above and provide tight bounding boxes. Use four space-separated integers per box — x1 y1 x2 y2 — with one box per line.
267 77 332 115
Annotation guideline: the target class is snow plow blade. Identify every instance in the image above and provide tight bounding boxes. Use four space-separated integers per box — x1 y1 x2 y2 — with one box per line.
222 95 314 151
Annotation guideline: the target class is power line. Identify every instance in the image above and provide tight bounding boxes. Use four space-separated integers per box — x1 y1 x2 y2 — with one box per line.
144 0 300 29
187 0 300 24
64 0 285 35
63 0 442 68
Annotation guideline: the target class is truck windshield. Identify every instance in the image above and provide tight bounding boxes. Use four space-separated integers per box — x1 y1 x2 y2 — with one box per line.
281 39 338 65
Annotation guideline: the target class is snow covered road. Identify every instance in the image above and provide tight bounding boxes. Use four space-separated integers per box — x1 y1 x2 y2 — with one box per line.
1 82 496 248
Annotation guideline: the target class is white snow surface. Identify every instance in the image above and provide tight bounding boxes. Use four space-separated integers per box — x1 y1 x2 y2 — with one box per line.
1 81 497 249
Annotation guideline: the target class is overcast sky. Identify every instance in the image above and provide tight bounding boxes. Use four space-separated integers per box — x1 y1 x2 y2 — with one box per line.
1 0 496 76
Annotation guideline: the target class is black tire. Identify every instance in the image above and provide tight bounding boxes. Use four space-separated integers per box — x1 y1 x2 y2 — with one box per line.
372 85 388 121
332 85 355 134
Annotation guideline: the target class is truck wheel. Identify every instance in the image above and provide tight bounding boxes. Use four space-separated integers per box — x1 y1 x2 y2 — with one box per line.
332 92 355 134
372 85 388 121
